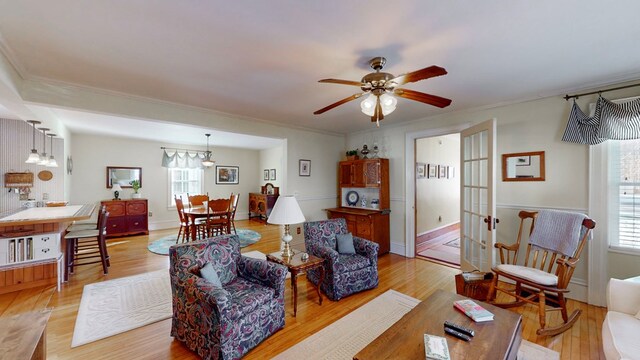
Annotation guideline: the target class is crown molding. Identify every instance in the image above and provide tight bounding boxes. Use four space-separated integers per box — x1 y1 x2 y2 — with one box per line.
0 31 28 81
23 75 345 138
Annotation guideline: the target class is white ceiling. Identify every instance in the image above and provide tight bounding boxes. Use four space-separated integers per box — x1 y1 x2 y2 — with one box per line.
1 1 640 136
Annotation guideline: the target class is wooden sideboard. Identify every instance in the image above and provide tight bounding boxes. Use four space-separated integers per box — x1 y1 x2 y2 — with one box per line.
101 199 149 238
326 207 390 255
248 193 279 221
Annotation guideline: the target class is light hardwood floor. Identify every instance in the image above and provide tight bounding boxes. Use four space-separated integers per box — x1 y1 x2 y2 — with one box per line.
0 220 606 359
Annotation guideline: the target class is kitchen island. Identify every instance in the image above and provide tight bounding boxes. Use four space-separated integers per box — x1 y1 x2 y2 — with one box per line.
0 204 94 294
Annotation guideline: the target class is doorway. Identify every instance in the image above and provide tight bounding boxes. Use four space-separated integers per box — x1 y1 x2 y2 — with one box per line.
414 134 461 266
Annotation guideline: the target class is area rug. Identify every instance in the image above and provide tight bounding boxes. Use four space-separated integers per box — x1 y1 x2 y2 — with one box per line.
71 269 171 347
418 238 460 266
147 228 261 255
273 289 558 360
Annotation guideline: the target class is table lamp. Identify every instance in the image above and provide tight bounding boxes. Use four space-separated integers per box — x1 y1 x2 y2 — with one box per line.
267 195 305 257
112 184 123 200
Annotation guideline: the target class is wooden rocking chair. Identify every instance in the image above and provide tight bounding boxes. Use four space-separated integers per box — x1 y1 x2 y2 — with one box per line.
487 210 596 336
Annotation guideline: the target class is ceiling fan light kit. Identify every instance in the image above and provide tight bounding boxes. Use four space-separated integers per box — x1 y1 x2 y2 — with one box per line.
315 57 452 127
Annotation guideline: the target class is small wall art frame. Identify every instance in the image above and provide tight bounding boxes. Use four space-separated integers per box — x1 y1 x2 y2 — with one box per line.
270 169 276 181
216 165 239 184
416 162 426 179
299 159 311 176
264 169 269 181
427 164 438 178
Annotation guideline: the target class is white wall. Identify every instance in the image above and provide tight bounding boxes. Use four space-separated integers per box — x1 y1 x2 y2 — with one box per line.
70 133 261 230
259 144 284 188
416 134 460 235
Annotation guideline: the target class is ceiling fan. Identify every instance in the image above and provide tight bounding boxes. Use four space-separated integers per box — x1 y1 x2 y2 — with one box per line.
313 57 452 126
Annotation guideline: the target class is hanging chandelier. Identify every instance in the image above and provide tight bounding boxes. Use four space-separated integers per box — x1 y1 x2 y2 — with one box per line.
46 133 58 167
25 120 42 163
202 133 215 167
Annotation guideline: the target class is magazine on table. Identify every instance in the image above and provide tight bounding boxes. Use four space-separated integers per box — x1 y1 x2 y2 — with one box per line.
453 299 494 322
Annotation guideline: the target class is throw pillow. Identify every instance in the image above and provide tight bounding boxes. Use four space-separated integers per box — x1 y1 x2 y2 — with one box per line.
200 262 223 287
336 233 356 254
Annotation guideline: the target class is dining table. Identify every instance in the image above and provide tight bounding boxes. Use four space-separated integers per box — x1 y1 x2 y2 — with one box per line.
182 206 231 241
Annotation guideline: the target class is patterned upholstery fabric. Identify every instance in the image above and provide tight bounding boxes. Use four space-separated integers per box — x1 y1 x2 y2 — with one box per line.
169 234 287 359
304 218 379 301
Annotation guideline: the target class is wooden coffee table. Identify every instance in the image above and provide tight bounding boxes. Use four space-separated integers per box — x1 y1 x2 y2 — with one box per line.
354 289 522 360
266 250 324 317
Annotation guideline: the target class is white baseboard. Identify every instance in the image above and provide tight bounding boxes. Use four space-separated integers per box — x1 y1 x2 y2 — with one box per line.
390 242 406 256
149 220 178 231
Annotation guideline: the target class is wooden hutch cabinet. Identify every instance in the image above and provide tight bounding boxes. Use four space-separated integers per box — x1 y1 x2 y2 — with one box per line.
101 199 149 238
327 158 390 255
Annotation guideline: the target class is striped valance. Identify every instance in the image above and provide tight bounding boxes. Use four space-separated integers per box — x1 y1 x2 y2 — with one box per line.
562 96 640 145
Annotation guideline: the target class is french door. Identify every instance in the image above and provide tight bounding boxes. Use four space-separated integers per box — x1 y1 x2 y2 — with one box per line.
460 119 497 272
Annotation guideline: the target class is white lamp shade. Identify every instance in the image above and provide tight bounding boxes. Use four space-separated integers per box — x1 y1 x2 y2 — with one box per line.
111 184 123 192
267 196 305 225
25 150 40 163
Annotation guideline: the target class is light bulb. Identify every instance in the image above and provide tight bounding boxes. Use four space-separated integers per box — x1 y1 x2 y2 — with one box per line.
360 94 377 116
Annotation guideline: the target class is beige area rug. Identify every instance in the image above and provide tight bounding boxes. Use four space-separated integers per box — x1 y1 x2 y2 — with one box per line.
71 269 172 347
273 289 559 360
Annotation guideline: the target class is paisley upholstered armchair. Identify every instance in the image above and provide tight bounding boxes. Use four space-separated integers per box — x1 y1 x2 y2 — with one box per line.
169 234 287 359
303 218 379 301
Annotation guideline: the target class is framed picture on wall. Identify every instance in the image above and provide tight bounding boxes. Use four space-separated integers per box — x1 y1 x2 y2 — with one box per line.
438 165 447 178
216 166 239 184
416 162 426 179
447 166 455 179
264 169 269 181
299 159 311 176
427 164 438 178
270 169 276 180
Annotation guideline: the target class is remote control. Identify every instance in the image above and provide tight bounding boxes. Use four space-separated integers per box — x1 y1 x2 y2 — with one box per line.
444 327 471 341
444 320 475 337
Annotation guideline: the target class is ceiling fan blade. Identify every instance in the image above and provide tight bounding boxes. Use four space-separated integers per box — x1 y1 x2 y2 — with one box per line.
313 93 364 115
394 89 452 108
318 78 365 87
390 66 447 86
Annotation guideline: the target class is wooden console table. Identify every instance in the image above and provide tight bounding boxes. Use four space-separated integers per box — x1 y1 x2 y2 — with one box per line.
0 310 51 359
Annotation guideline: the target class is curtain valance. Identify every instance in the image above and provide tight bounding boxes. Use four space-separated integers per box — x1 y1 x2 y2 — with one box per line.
562 96 640 145
161 150 204 169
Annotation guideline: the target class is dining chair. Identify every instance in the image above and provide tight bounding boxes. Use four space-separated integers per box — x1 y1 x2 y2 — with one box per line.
187 193 209 208
206 198 232 237
174 196 190 243
229 193 240 234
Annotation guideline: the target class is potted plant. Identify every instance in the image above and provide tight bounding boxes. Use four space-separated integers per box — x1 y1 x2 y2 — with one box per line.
346 149 359 161
130 180 142 198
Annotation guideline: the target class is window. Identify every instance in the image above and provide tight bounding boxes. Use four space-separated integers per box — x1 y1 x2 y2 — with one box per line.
168 168 203 207
609 139 640 251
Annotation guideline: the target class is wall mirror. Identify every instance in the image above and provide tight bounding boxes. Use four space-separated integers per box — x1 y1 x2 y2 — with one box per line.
501 151 545 182
106 166 142 188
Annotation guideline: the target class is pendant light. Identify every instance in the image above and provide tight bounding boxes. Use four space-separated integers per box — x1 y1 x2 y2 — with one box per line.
37 127 49 165
46 133 58 167
202 133 215 167
25 120 42 163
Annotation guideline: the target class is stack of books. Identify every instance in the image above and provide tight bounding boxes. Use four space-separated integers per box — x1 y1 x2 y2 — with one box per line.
453 299 494 322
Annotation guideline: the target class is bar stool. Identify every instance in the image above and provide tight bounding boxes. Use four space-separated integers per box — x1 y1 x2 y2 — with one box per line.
67 205 106 231
64 211 110 281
